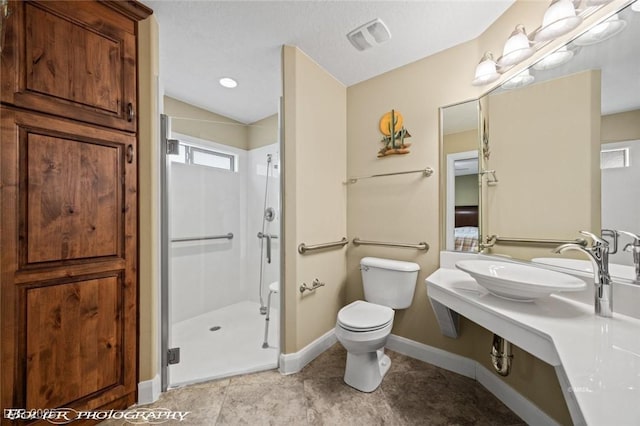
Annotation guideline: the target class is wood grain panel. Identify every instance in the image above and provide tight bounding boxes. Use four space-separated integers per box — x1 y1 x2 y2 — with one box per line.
0 1 146 132
0 0 148 418
25 4 122 115
26 132 120 263
25 276 121 409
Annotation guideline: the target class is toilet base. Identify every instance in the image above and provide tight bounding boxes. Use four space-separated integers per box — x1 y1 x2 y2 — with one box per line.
344 348 391 392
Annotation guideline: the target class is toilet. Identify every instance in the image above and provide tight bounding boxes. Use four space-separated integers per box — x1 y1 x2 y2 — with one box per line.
335 257 420 392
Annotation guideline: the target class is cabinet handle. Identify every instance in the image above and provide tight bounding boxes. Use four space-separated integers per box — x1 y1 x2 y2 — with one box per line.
126 145 134 164
127 103 134 122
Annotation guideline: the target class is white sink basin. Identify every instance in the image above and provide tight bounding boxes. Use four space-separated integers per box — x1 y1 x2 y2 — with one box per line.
455 259 586 302
532 257 636 281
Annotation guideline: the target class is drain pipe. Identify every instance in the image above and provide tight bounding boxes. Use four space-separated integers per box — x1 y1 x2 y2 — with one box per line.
490 334 513 376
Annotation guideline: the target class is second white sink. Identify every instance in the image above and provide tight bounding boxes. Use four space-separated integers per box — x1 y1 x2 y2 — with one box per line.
455 259 586 302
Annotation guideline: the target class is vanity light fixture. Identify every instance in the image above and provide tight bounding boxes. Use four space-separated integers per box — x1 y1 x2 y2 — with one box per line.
497 25 535 68
573 13 627 46
472 52 501 86
219 77 238 88
533 45 575 70
501 69 535 89
533 0 583 43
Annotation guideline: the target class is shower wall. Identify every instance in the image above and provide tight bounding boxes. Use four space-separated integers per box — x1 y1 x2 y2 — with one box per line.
169 133 280 324
246 144 280 307
170 137 248 323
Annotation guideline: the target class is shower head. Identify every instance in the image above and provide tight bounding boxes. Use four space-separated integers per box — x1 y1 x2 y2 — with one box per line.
267 154 272 163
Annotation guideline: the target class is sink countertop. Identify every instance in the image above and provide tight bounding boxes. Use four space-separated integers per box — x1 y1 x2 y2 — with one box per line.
426 267 640 426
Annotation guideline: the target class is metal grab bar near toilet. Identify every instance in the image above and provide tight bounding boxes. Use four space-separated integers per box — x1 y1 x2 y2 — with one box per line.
171 233 234 243
352 238 429 251
298 237 349 254
479 234 588 249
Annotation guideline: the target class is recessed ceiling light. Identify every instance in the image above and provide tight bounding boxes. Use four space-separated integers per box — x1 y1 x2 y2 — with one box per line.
219 77 238 88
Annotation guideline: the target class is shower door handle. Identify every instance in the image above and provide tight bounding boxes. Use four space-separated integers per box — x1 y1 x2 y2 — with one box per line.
266 234 272 264
258 232 279 264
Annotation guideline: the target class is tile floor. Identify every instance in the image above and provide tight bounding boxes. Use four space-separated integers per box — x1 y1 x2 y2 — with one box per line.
102 344 525 425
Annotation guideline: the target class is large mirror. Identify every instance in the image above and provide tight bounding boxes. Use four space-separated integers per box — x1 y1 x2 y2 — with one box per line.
442 1 640 283
441 101 480 253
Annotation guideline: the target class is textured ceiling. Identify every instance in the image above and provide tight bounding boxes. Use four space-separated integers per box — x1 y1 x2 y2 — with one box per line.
144 0 515 124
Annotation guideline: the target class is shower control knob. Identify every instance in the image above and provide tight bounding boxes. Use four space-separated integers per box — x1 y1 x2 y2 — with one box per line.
264 207 276 222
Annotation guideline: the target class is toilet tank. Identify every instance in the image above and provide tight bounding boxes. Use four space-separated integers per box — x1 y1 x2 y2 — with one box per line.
360 257 420 309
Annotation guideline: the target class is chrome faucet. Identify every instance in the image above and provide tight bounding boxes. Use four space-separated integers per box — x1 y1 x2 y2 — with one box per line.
618 230 640 282
553 231 612 317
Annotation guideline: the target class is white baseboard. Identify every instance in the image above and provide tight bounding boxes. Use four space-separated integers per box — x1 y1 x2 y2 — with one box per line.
387 334 476 378
475 365 559 426
138 374 161 405
279 328 337 375
387 334 559 426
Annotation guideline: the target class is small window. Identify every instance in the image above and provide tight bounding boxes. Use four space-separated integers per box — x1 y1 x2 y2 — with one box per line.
170 143 236 171
601 148 629 170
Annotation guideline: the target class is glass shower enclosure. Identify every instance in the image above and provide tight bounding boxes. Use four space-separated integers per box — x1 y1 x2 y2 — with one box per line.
160 113 281 389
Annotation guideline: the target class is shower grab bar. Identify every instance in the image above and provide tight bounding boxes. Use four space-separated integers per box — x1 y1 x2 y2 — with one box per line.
298 237 349 254
346 167 434 184
352 238 429 251
171 233 234 243
480 234 587 249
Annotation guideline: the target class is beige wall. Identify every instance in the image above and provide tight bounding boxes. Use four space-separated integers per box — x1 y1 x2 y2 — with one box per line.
443 129 478 156
344 1 622 423
455 175 478 206
164 96 278 151
138 15 159 383
164 96 249 149
347 39 480 358
602 109 640 143
248 114 279 150
443 129 479 210
282 46 347 352
485 71 602 261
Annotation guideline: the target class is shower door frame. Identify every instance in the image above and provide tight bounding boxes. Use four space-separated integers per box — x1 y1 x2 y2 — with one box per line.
159 111 284 391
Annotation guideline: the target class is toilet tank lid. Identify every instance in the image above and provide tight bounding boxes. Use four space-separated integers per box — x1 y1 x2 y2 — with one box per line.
360 257 420 272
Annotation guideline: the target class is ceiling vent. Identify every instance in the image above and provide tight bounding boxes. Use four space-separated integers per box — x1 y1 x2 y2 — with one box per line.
347 18 391 51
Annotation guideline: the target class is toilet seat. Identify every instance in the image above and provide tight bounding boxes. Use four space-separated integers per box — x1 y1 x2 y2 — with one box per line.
337 300 393 332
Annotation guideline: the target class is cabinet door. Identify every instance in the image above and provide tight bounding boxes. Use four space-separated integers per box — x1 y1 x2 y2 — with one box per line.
0 107 137 418
1 1 138 132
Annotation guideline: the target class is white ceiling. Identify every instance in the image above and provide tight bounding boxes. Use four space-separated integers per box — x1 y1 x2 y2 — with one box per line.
144 0 515 124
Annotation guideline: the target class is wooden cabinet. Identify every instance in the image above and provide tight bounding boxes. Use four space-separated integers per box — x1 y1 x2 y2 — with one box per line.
1 1 143 132
0 1 151 423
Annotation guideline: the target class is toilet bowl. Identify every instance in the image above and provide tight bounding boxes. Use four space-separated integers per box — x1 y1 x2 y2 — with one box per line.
335 257 420 392
336 300 394 392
